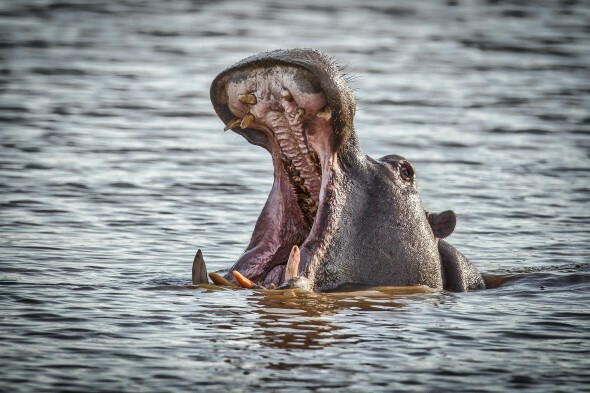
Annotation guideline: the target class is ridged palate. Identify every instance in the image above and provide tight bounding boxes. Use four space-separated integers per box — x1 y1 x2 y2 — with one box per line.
223 68 329 228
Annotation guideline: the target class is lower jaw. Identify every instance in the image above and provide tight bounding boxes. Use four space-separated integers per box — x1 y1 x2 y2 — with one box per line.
239 149 321 286
239 174 322 287
264 264 286 285
259 242 308 288
257 208 313 287
251 147 337 287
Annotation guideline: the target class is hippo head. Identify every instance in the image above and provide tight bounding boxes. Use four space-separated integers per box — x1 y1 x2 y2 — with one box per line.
209 49 465 292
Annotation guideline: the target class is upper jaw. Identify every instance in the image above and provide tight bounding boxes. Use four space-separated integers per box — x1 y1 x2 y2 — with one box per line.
210 49 357 153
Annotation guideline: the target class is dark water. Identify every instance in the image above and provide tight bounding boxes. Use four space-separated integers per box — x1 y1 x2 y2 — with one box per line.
1 0 589 391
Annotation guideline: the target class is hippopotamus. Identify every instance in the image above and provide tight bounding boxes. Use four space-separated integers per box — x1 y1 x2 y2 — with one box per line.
200 48 485 292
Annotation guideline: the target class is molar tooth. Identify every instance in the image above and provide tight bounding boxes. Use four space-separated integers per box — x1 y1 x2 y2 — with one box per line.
280 153 291 164
240 113 255 129
281 89 293 102
238 94 257 105
294 108 305 122
224 117 242 131
192 249 208 285
268 283 276 290
302 196 315 206
208 272 237 287
232 270 257 289
285 164 299 176
293 175 304 185
317 106 332 121
285 245 301 281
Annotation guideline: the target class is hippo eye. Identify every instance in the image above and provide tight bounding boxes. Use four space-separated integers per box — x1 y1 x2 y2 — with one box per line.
399 162 414 181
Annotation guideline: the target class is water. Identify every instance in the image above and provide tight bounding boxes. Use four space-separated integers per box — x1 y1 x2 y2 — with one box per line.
1 0 589 391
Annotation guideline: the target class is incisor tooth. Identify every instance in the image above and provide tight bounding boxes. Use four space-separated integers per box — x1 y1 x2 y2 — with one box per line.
240 113 255 129
224 117 242 131
238 94 257 105
317 106 332 121
208 272 237 287
285 245 301 281
232 270 257 289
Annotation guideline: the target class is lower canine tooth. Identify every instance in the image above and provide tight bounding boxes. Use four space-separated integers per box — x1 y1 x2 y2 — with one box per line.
241 113 255 129
192 249 208 285
285 245 301 281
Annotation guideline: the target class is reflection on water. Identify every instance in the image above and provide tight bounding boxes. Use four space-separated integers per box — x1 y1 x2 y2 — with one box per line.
253 300 344 350
1 0 589 391
250 286 434 350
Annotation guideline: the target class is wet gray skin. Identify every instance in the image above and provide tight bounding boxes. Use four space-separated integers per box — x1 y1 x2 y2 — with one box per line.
209 49 485 292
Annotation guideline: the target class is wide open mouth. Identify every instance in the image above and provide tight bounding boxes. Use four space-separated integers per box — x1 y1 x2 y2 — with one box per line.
211 64 337 287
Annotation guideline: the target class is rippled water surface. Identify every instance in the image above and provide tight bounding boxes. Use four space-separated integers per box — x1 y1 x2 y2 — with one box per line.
1 0 589 391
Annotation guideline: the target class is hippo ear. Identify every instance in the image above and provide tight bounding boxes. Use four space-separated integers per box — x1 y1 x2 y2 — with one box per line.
427 210 456 239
